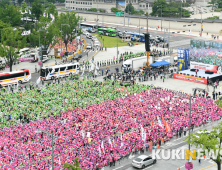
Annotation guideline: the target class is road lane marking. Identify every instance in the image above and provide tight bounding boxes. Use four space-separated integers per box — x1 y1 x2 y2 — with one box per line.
198 163 216 170
112 166 123 170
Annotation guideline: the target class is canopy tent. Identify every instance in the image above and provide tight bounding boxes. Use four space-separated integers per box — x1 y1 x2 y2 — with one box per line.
150 60 171 67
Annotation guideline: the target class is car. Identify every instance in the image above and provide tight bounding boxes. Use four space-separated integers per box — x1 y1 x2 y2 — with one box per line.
118 32 123 38
94 41 100 47
73 54 82 61
92 36 97 42
88 29 96 33
86 34 92 39
83 31 88 35
149 37 155 43
86 44 92 49
132 155 156 169
154 38 160 43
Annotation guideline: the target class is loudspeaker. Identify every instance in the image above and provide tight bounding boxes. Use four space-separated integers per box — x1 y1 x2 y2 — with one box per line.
145 33 150 52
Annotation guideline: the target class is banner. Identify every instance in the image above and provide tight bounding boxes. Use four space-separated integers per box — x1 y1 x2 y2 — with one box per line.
177 49 189 71
190 62 218 73
118 1 125 10
19 57 34 61
173 73 207 84
115 87 130 93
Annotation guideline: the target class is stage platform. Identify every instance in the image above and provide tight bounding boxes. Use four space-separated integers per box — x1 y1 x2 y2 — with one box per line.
173 70 222 84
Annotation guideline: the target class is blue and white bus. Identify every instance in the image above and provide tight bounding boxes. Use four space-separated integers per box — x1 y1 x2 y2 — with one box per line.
126 32 145 42
80 23 98 30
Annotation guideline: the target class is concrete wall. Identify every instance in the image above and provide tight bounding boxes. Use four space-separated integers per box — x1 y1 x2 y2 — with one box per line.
58 11 222 34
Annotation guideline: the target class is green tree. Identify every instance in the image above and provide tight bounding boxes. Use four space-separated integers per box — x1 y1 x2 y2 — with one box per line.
22 2 28 12
207 16 219 19
87 8 97 12
0 4 21 27
31 0 43 20
0 27 26 71
64 158 86 170
185 122 222 170
111 7 121 13
56 11 81 52
0 20 10 42
208 0 218 10
125 3 135 14
46 4 58 19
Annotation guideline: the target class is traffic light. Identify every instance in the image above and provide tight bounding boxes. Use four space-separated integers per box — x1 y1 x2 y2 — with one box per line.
145 33 150 52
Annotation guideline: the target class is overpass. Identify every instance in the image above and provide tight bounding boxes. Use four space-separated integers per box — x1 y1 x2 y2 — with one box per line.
57 9 222 35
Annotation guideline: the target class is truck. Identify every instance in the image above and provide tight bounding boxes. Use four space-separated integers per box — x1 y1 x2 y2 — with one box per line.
30 48 49 62
122 56 153 71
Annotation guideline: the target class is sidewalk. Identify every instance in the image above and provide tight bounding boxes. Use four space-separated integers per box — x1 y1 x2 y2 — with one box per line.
93 44 177 62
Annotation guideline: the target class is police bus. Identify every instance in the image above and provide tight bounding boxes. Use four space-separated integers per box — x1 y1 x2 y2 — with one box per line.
40 63 80 80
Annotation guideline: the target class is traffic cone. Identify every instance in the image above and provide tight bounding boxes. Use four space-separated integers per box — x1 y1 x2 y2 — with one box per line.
204 155 206 159
212 125 214 128
178 167 180 170
158 145 160 149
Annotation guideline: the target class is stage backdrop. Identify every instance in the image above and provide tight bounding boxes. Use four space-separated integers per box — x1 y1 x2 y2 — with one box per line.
190 62 218 73
177 49 189 71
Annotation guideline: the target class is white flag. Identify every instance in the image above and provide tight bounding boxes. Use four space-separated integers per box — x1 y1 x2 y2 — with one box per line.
57 68 60 78
36 77 41 84
81 130 85 138
87 132 90 138
98 146 101 157
96 62 99 70
17 81 19 89
29 10 31 14
95 69 98 76
46 73 50 80
101 141 104 150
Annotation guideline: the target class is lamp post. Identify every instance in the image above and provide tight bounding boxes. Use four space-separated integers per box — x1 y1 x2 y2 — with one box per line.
97 0 98 22
61 24 70 55
117 26 118 61
39 29 45 68
157 5 162 31
168 20 170 51
201 8 202 37
35 129 54 170
139 14 141 38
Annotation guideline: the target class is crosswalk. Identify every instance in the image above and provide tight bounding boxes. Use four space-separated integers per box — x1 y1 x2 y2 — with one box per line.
83 50 99 53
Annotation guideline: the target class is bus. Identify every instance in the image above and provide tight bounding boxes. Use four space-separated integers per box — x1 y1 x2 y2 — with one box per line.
17 48 31 58
98 28 116 37
40 63 80 80
80 23 98 30
126 32 145 42
0 69 31 87
97 25 105 28
107 28 116 37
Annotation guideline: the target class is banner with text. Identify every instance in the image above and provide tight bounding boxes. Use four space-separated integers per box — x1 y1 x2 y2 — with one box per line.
173 73 207 84
190 62 218 73
177 49 189 71
19 57 34 62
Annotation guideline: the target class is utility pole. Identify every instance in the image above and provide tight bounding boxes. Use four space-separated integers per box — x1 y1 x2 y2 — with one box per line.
161 6 162 31
139 14 140 39
146 11 148 34
117 26 118 61
168 20 170 50
201 7 203 37
97 0 98 22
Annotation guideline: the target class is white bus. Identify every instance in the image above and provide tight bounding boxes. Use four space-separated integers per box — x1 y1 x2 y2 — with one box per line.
40 63 80 80
80 23 98 30
0 69 31 87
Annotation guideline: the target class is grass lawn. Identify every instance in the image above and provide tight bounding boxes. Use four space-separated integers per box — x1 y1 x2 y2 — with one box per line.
214 8 222 12
94 34 143 48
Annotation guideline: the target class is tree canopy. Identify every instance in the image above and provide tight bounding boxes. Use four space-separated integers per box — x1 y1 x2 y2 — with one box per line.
0 27 26 71
151 0 191 17
185 122 222 170
64 158 86 170
31 0 44 20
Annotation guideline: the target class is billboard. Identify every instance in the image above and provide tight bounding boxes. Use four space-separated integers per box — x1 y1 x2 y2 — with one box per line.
190 40 222 66
177 49 189 71
118 1 125 10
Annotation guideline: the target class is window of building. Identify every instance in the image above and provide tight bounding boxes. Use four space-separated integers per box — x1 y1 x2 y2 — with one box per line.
143 5 145 7
146 4 148 7
90 2 92 4
81 2 82 4
134 0 136 3
140 5 142 7
73 7 75 9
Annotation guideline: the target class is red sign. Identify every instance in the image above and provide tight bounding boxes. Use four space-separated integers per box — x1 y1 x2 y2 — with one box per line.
38 62 42 66
173 73 207 84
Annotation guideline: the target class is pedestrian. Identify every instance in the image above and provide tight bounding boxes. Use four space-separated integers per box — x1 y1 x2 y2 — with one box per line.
195 69 197 76
199 159 201 164
102 69 103 76
163 76 165 82
113 157 115 166
213 91 215 100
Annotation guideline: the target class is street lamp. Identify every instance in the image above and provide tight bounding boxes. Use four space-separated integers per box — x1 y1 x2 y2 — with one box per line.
157 5 162 31
39 29 45 68
117 26 118 61
61 24 70 55
35 129 54 170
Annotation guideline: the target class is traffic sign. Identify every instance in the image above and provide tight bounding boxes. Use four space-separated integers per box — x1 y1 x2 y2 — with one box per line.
201 25 203 28
128 18 130 21
116 12 123 17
